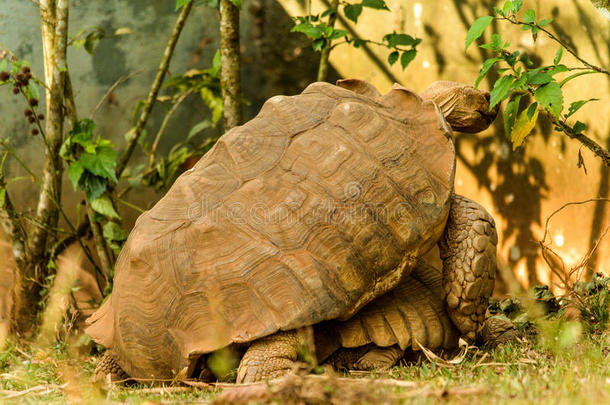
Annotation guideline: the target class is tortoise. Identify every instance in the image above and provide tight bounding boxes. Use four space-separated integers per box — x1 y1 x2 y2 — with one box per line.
86 79 499 383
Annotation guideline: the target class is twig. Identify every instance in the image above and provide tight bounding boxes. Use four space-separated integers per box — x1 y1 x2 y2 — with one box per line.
541 198 610 243
319 0 402 85
148 90 191 166
87 207 112 286
1 383 68 399
115 1 193 180
500 16 610 76
91 70 142 119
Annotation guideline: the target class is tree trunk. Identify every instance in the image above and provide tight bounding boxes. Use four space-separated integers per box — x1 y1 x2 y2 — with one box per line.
10 0 69 336
219 0 242 130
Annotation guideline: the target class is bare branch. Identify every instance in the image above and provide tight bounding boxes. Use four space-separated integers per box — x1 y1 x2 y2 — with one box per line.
115 1 194 180
91 70 142 119
317 0 339 81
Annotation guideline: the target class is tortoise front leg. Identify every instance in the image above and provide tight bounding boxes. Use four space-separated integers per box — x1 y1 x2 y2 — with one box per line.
92 351 130 383
236 328 311 383
439 194 497 341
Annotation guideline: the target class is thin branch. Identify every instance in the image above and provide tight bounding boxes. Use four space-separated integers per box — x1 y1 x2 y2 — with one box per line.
500 16 610 76
148 90 191 166
320 0 402 85
317 0 339 82
541 198 610 243
86 207 112 286
91 70 142 119
115 1 193 180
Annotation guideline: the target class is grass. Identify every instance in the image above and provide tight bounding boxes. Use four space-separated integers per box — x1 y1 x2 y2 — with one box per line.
0 324 608 404
1 278 609 404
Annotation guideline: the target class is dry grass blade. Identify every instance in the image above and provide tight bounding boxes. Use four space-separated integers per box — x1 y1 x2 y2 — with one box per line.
0 383 68 399
415 338 473 367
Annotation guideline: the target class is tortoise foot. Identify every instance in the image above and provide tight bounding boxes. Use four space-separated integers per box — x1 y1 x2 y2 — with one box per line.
440 194 498 340
236 329 307 383
92 351 129 383
354 346 404 371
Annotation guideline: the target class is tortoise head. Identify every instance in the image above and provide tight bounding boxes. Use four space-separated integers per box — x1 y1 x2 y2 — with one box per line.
420 81 498 133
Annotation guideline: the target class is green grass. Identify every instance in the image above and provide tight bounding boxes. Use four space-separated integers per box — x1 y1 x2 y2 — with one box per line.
0 325 608 404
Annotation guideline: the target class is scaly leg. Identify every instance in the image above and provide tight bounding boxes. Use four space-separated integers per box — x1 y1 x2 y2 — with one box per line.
92 351 129 383
439 194 498 341
236 329 310 383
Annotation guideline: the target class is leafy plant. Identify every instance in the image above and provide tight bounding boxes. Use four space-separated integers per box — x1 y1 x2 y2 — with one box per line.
291 0 421 80
465 0 610 166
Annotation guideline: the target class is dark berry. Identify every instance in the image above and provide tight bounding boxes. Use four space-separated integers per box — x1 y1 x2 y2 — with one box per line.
29 98 38 106
37 114 44 120
24 73 32 81
31 128 39 135
28 116 35 124
12 87 19 94
15 73 24 82
0 71 9 81
24 109 33 117
22 66 30 73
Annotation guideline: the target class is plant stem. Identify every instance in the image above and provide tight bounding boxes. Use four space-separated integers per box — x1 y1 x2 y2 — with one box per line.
86 206 112 285
115 1 193 180
148 90 191 166
219 0 243 130
317 0 339 82
501 16 610 76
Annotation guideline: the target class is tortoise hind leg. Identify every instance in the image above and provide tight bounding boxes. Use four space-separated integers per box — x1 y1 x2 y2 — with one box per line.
326 345 404 371
439 194 498 341
236 328 310 383
92 351 129 383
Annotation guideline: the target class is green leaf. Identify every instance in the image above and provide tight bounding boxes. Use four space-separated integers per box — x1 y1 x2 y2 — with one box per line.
565 99 598 119
68 161 84 190
523 9 536 23
539 18 553 26
90 195 120 219
465 16 494 52
186 120 212 142
353 39 365 48
175 0 192 10
0 188 5 209
312 38 326 52
229 0 241 8
548 64 568 75
291 22 325 39
489 75 514 109
510 107 539 149
344 4 363 22
362 0 389 10
210 50 221 77
510 0 523 12
400 49 416 69
526 102 538 120
534 81 563 118
559 70 597 87
328 29 347 40
103 222 129 242
475 57 502 88
388 51 399 66
525 71 553 85
504 95 521 137
79 173 107 201
384 33 419 47
554 47 563 65
573 121 586 134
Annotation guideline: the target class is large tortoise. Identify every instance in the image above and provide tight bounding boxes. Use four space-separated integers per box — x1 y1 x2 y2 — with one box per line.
86 79 499 382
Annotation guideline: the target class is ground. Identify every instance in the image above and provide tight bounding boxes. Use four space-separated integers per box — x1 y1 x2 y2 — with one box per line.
0 320 608 404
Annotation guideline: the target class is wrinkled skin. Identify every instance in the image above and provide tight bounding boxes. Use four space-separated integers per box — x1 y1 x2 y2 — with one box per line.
420 81 499 133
